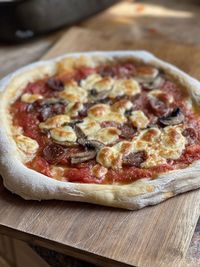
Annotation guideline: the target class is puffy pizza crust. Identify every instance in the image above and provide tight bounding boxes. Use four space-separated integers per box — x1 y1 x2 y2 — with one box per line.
0 51 200 210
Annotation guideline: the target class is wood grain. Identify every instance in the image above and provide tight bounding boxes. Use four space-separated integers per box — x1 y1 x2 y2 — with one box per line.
0 27 200 267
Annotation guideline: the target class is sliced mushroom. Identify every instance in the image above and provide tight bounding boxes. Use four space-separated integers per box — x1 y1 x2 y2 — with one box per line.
73 124 87 140
142 75 165 90
71 150 97 164
68 120 83 129
159 107 184 126
122 151 147 167
28 98 68 121
84 139 104 150
53 140 79 147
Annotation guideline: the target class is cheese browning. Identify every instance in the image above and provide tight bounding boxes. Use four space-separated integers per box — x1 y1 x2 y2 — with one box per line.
15 135 39 155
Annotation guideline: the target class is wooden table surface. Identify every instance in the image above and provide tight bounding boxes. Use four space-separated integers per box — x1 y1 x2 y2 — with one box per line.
0 1 199 266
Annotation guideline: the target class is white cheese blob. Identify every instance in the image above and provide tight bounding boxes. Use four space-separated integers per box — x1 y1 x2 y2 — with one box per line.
109 79 141 98
59 80 87 103
65 102 84 117
81 74 114 92
15 135 39 155
159 125 186 160
50 126 77 142
135 66 159 81
90 127 120 145
148 89 174 104
111 99 133 114
81 74 102 90
130 110 149 129
88 103 127 124
141 153 167 168
92 164 108 179
39 115 70 130
78 118 101 136
97 146 122 169
21 93 43 103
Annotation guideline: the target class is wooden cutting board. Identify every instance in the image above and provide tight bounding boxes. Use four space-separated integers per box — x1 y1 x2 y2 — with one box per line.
0 27 199 267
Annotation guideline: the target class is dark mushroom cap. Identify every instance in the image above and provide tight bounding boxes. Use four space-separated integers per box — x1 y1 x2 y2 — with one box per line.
159 107 184 126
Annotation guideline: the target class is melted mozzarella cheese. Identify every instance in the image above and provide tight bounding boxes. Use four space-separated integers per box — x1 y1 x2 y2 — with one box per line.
39 115 70 130
159 125 186 160
88 103 127 124
90 127 120 145
141 153 167 168
21 93 43 103
65 102 84 117
81 74 114 92
50 126 77 142
148 89 174 104
97 147 122 169
109 79 141 98
15 135 39 154
59 80 87 103
113 141 135 156
81 74 102 90
78 118 101 136
130 110 149 129
92 164 108 179
50 166 65 180
93 76 114 92
111 100 133 114
135 66 159 81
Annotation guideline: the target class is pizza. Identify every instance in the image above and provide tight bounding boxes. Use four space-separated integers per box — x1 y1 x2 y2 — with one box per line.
0 51 200 210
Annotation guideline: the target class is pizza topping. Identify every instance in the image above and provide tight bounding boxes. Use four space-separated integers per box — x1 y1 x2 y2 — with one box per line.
59 81 87 103
70 150 96 164
88 103 127 123
148 90 174 104
119 124 136 139
47 78 64 91
65 102 84 117
97 146 122 169
15 135 39 155
89 127 120 145
159 107 184 126
21 93 43 103
109 79 141 98
29 98 68 122
183 128 197 144
43 143 65 164
10 58 200 184
141 153 167 168
129 110 149 129
39 114 70 130
111 99 133 114
135 66 159 82
148 90 173 116
122 151 146 167
88 88 112 103
159 125 186 160
81 73 102 90
92 164 108 179
50 126 77 142
142 75 165 90
78 118 101 136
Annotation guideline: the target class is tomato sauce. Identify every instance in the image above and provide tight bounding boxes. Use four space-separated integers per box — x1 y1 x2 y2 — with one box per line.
10 63 200 184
